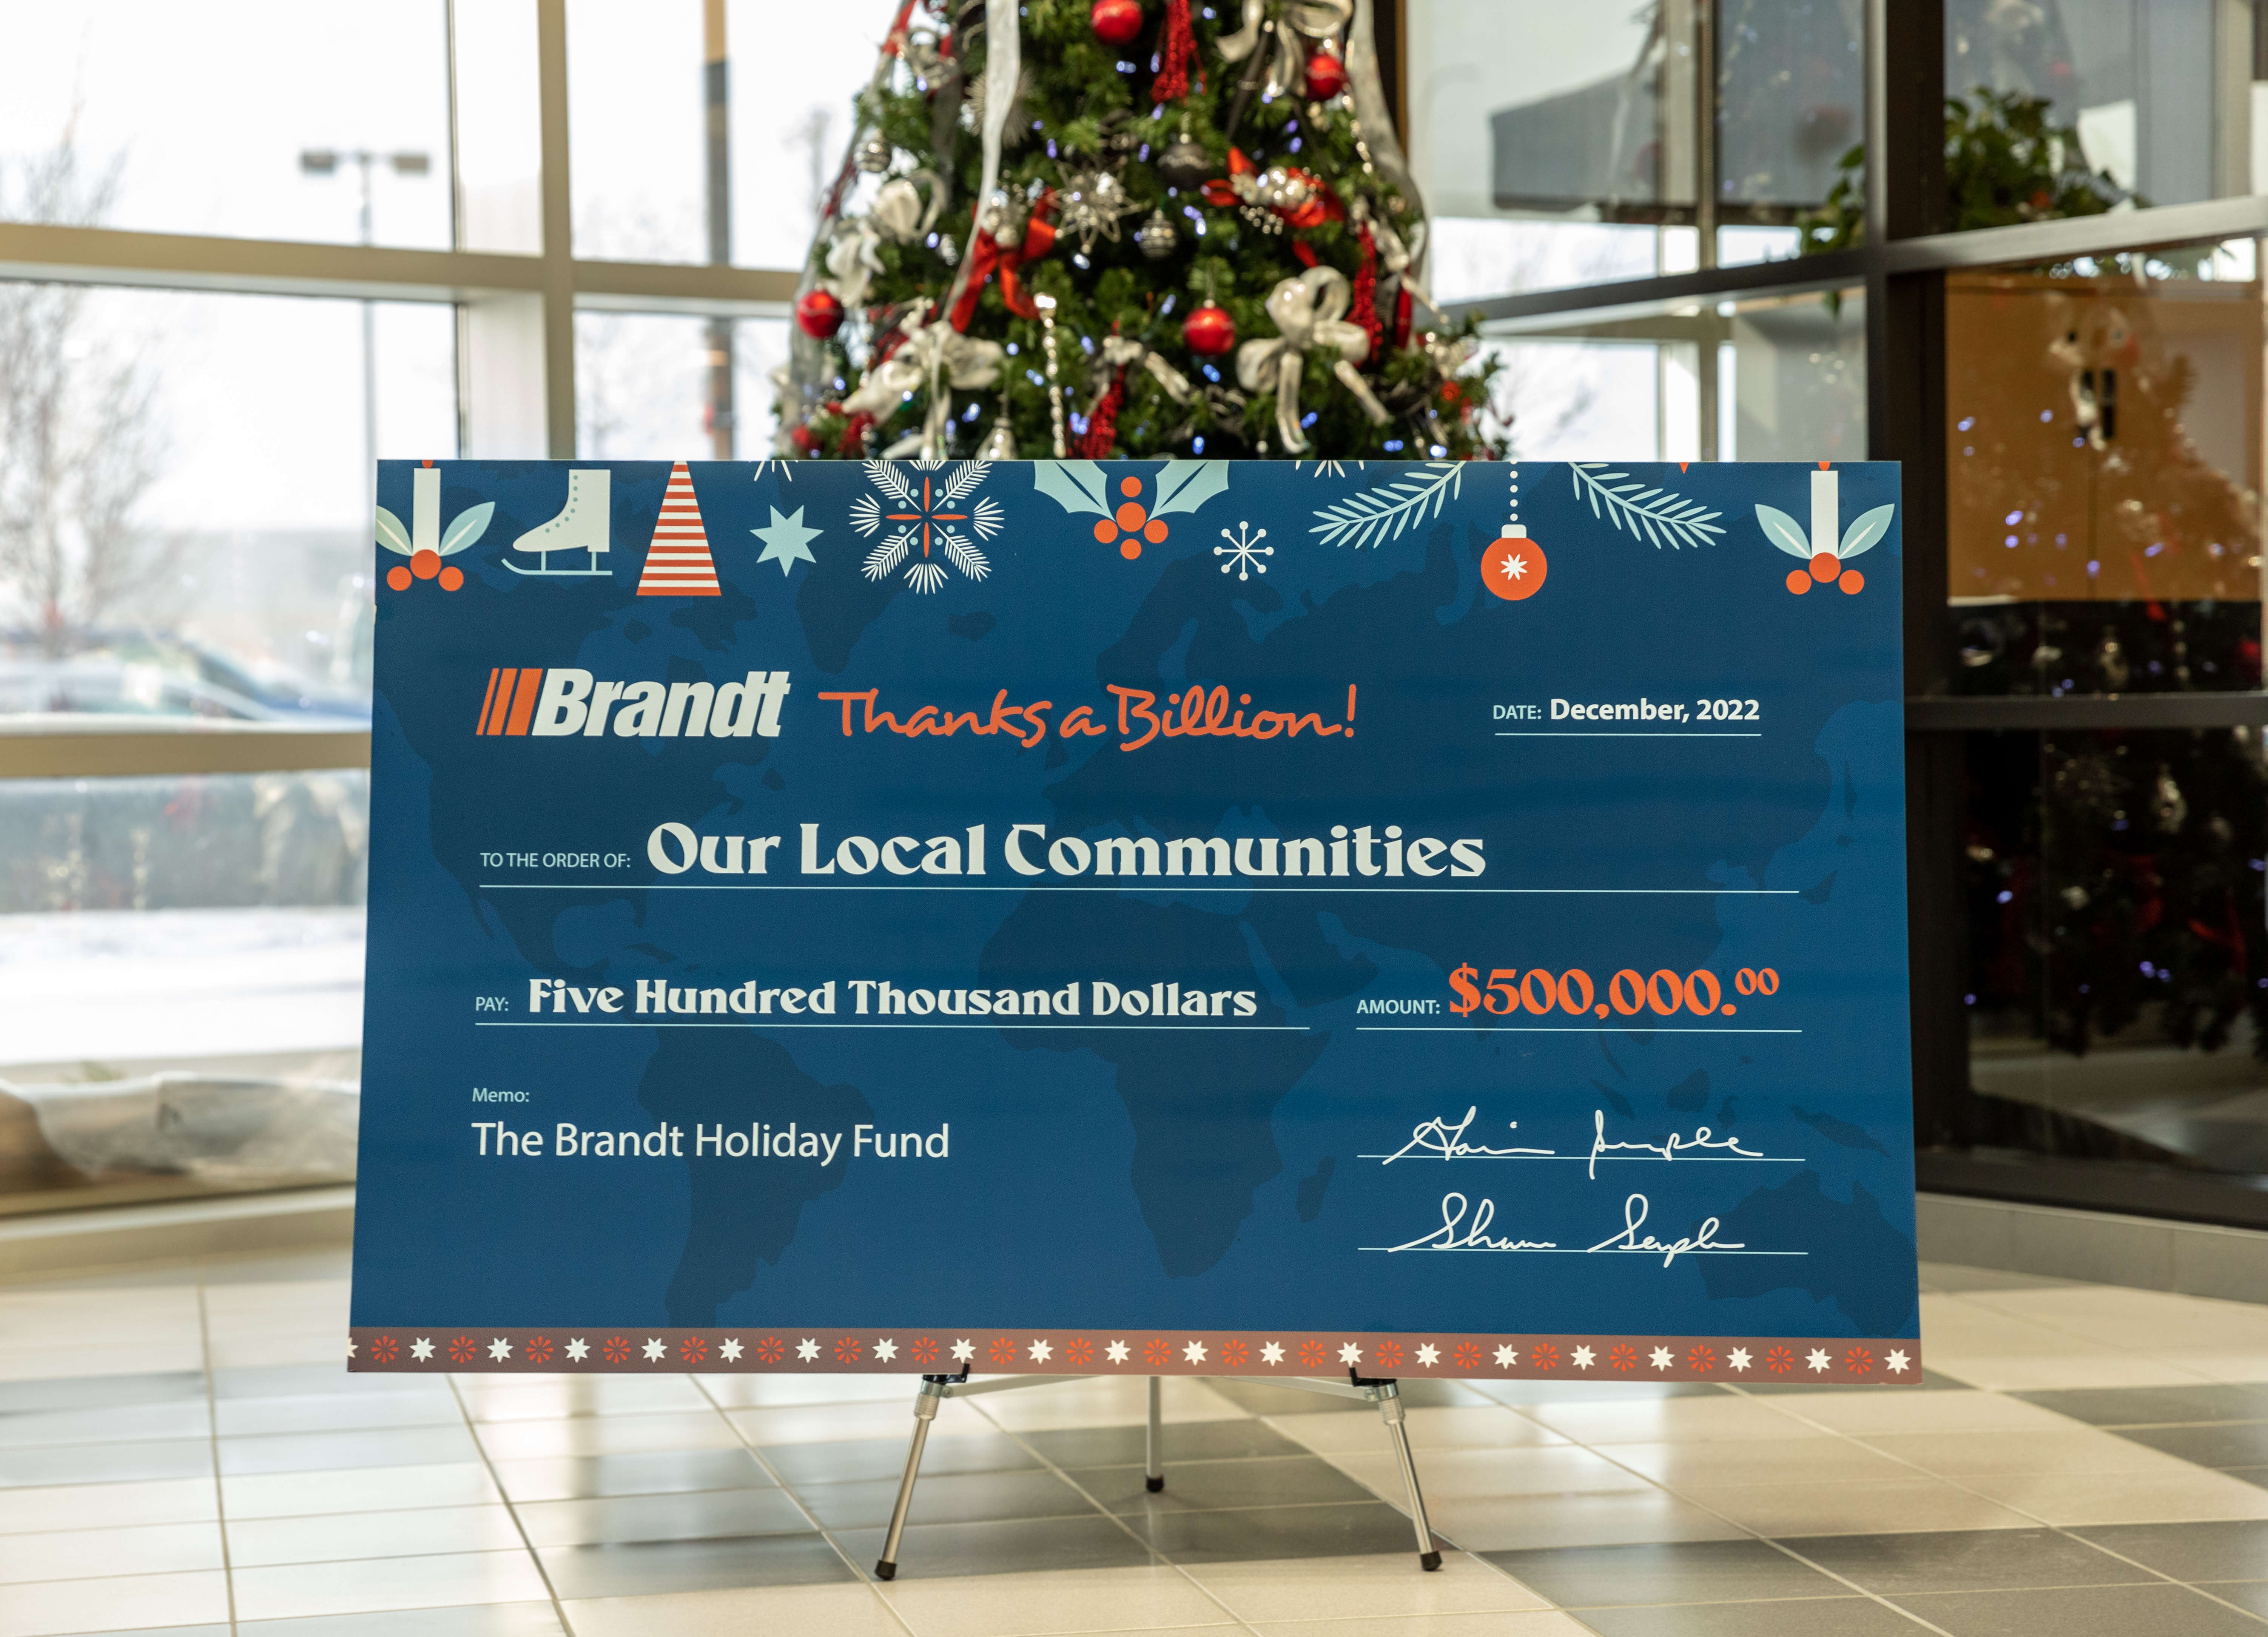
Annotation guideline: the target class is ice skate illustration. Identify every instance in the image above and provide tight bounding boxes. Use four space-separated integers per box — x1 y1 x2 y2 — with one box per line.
509 468 612 576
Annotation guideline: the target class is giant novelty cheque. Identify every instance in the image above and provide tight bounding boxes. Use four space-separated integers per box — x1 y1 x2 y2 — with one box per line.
348 457 1922 1384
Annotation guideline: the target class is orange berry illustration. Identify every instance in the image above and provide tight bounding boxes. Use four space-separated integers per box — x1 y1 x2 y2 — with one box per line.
1808 551 1838 583
412 549 442 580
1785 568 1810 595
439 566 464 591
1094 475 1168 560
387 565 413 591
1839 569 1864 594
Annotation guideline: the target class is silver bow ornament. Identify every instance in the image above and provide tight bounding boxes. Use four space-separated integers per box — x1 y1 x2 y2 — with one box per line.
841 305 1006 458
824 173 942 306
1234 268 1390 454
1095 334 1194 408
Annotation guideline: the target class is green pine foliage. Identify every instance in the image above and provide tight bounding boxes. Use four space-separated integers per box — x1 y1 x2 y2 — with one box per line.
1799 86 2128 252
785 0 1500 461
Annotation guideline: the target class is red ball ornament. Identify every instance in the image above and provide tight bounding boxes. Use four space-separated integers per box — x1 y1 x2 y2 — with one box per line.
1091 0 1143 48
795 288 844 339
1183 300 1236 357
1304 50 1347 100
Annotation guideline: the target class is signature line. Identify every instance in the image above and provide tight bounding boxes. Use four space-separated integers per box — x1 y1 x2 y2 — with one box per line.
474 1021 1309 1032
476 883 1799 896
1355 1247 1808 1255
1355 1025 1802 1035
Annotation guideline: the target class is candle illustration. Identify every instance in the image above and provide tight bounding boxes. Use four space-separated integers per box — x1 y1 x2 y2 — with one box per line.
1755 464 1895 596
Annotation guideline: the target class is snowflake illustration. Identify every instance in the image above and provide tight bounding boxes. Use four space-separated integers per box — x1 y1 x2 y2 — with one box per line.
1373 1341 1405 1371
1105 1340 1132 1364
1182 1341 1209 1365
1764 1345 1795 1374
1218 1339 1248 1369
368 1336 399 1365
487 1338 513 1362
410 1337 436 1362
640 1338 667 1362
1728 1348 1752 1372
523 1336 555 1366
1607 1344 1637 1373
1337 1343 1363 1365
1649 1347 1674 1371
795 1338 821 1362
835 1336 864 1364
1843 1347 1874 1375
873 1339 899 1363
1571 1345 1595 1370
1215 521 1273 581
851 459 1002 593
447 1335 479 1365
1062 1336 1094 1367
1144 1336 1173 1367
601 1335 632 1364
1415 1344 1440 1368
989 1335 1020 1366
718 1339 744 1362
679 1336 710 1365
755 1336 785 1364
1298 1339 1328 1369
1029 1339 1054 1363
1687 1345 1716 1373
1529 1341 1560 1372
909 1336 938 1366
1885 1349 1911 1374
1807 1348 1833 1373
1260 1342 1284 1365
563 1338 588 1362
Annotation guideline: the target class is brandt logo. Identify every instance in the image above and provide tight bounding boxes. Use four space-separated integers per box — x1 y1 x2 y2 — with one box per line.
475 668 791 739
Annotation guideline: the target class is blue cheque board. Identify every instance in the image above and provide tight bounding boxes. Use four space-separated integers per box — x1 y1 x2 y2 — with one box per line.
349 457 1921 1386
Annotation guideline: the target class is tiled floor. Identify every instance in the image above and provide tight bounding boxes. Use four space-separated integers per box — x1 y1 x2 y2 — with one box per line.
8 1257 2268 1633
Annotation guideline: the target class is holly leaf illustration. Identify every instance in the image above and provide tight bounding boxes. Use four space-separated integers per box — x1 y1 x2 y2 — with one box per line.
1034 460 1112 517
375 506 412 555
1838 503 1895 560
1150 460 1229 517
1754 504 1812 559
439 501 495 557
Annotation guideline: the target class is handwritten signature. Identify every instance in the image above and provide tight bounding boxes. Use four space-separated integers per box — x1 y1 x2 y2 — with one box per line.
1383 1106 1556 1164
1588 1109 1765 1180
1585 1192 1746 1267
1385 1193 1561 1252
1385 1190 1751 1267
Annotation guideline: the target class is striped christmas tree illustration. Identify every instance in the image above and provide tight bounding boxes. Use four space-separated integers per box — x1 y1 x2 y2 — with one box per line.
635 462 722 596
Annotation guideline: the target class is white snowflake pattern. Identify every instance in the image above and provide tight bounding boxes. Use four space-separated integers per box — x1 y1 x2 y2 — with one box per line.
411 1338 436 1362
850 459 1003 593
1301 460 1367 477
1105 1340 1132 1364
346 1338 357 1358
1029 1339 1054 1363
1885 1350 1911 1374
1260 1342 1285 1365
564 1338 589 1362
719 1339 744 1362
1493 1345 1518 1367
642 1338 667 1362
1728 1348 1751 1372
797 1338 822 1362
1183 1341 1208 1364
487 1338 513 1362
1649 1347 1674 1371
873 1339 898 1362
1214 521 1273 582
952 1338 977 1362
1806 1348 1832 1373
1338 1343 1363 1365
1572 1346 1595 1370
1415 1344 1440 1367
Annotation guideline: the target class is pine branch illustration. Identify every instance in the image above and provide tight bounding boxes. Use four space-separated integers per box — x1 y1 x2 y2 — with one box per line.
865 460 918 508
862 532 913 580
937 461 989 507
1308 461 1464 549
1569 463 1725 549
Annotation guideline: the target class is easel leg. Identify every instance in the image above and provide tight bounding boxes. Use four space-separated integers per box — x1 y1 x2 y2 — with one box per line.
1371 1380 1442 1570
874 1376 949 1580
1145 1375 1164 1492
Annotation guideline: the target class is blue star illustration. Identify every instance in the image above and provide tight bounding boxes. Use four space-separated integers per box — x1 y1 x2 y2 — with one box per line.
752 506 821 576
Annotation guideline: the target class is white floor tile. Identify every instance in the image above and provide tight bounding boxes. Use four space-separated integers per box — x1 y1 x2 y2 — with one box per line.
231 1547 549 1621
0 1568 229 1637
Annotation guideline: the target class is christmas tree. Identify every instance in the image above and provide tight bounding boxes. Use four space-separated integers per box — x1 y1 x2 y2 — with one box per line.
776 0 1499 464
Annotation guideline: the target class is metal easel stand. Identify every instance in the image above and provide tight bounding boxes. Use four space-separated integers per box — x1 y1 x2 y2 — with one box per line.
872 1367 1440 1580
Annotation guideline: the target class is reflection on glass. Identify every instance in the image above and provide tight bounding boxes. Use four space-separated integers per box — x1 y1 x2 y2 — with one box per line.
1946 0 2251 205
1963 728 2268 1183
0 285 454 719
0 2 451 248
1946 242 2265 694
1722 289 1865 462
1715 0 1862 212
